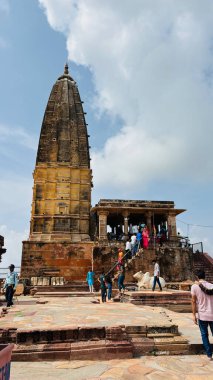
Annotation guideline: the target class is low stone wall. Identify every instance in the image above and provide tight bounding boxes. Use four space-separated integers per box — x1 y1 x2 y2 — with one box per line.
0 324 190 360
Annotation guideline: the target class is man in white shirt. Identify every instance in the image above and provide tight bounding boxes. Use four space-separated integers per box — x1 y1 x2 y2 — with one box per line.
125 238 132 259
131 234 137 257
152 259 162 291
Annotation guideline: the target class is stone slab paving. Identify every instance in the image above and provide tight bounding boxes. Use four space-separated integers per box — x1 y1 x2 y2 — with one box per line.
0 296 175 330
1 295 213 346
10 356 213 379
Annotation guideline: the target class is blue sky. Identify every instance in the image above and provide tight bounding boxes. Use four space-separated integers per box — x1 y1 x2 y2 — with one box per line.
1 0 213 267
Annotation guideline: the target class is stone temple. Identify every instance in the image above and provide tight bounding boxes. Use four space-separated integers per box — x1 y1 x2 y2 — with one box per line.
21 65 197 284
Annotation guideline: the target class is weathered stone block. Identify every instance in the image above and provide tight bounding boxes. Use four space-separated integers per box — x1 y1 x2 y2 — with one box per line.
78 327 105 341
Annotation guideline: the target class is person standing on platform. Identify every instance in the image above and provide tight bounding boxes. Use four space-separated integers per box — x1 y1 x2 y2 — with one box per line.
191 269 213 360
86 268 95 293
152 259 162 292
142 226 150 249
131 234 137 257
3 264 18 307
99 269 107 303
136 230 142 252
125 238 132 260
117 248 124 270
105 273 113 301
118 267 125 294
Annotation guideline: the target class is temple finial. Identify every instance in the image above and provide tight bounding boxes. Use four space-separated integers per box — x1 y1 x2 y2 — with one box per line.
64 63 69 75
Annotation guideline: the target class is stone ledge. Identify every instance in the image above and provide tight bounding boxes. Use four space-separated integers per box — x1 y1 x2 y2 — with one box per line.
1 324 180 345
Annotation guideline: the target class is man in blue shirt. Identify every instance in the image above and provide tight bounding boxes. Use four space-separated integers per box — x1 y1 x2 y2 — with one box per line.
4 264 18 307
136 231 142 252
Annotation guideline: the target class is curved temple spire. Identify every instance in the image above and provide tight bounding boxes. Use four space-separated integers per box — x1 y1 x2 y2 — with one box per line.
30 66 92 242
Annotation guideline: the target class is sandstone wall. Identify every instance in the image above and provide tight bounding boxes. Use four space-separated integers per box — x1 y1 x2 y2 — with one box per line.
21 241 94 281
21 241 194 283
93 245 194 283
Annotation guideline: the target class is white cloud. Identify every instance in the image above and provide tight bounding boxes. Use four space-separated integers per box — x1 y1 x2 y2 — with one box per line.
38 0 75 33
0 177 32 211
0 225 28 270
0 176 31 271
38 0 213 193
0 124 37 150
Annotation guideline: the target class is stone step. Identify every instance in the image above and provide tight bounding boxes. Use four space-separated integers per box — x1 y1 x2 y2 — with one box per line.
121 291 191 312
30 284 89 293
11 340 133 361
0 324 192 360
34 291 98 297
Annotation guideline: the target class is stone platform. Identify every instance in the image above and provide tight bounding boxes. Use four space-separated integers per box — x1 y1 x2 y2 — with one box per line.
121 290 192 312
0 295 189 360
0 293 211 362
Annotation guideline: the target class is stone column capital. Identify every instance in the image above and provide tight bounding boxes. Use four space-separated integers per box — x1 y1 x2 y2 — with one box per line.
97 210 109 217
122 211 129 218
145 210 152 217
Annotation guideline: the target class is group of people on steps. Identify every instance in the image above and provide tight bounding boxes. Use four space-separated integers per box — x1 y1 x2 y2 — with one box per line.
86 249 163 303
86 267 125 303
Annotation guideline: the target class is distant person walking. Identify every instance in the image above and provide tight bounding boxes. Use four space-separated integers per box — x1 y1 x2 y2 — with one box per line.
152 259 162 291
136 230 142 252
131 234 137 257
118 268 125 294
191 270 213 360
105 273 113 301
3 264 18 307
125 238 132 260
86 268 95 293
99 269 107 303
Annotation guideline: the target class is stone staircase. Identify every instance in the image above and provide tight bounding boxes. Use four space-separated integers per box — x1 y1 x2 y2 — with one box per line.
193 252 213 282
123 248 155 283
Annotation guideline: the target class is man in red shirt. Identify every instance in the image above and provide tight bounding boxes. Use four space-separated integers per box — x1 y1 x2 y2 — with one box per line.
191 269 213 360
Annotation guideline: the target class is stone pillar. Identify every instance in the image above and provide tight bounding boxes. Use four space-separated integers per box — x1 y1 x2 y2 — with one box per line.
167 213 177 240
122 211 129 236
98 211 108 240
146 211 152 233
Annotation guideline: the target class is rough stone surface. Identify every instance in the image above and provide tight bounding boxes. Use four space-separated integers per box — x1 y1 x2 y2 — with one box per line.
10 356 213 379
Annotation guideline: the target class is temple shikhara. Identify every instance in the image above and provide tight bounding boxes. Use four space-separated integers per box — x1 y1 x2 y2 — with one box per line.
28 63 92 243
20 65 201 284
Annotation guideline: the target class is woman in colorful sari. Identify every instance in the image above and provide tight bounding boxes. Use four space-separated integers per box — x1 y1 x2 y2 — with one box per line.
142 227 150 249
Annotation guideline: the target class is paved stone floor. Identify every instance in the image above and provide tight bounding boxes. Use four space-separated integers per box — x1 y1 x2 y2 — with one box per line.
0 295 179 330
11 356 213 379
0 294 208 345
1 295 213 378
